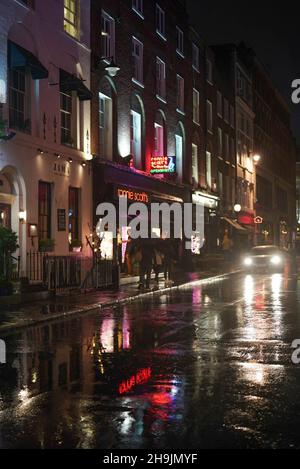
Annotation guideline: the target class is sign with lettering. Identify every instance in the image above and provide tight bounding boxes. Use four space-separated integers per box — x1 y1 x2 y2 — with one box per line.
150 156 176 174
117 188 149 204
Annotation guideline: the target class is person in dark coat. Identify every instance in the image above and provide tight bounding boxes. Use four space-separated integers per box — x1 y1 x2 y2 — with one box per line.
139 241 155 289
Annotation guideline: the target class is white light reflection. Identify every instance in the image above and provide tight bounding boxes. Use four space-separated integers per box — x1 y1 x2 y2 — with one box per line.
244 275 254 307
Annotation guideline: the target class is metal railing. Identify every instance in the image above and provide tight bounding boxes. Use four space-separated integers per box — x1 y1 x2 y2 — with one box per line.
27 251 48 283
25 252 114 292
44 255 113 292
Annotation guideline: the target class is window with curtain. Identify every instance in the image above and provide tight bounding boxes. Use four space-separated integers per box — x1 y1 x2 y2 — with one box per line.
38 181 52 240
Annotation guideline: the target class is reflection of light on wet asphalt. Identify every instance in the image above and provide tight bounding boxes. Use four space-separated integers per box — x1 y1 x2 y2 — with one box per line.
244 275 254 307
239 362 285 387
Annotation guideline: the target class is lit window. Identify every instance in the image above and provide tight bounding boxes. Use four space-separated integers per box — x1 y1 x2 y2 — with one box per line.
131 110 142 168
156 4 166 39
193 89 200 124
156 57 166 101
64 0 79 39
177 75 184 112
206 100 213 133
132 37 143 85
132 0 143 18
154 123 164 156
99 92 113 160
102 11 115 59
192 144 199 184
206 152 212 189
192 43 200 72
206 58 213 84
176 27 184 57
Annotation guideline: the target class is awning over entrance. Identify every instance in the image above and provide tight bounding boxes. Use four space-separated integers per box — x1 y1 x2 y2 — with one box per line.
8 41 49 80
222 217 248 232
60 69 92 101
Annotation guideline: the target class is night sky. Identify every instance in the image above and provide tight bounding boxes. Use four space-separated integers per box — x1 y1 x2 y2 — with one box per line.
186 0 300 143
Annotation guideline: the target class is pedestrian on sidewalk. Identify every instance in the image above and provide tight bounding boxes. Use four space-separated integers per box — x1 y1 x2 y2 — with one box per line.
138 241 155 290
222 230 233 262
153 247 164 287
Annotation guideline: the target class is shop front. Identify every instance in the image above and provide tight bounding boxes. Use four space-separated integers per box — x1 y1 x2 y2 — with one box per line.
93 161 188 282
192 191 219 254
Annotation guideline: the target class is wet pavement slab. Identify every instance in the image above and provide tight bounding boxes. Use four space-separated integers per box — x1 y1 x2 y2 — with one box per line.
1 272 300 449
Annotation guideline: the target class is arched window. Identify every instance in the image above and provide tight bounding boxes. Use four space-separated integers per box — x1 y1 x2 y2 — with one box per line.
175 122 185 182
131 94 145 169
154 110 166 158
99 77 115 160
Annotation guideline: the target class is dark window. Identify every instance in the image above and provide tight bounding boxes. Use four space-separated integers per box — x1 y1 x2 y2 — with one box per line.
38 181 52 240
69 187 80 243
9 68 31 133
60 91 73 146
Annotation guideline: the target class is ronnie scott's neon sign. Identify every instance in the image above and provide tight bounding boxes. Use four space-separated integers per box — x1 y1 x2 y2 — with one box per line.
150 156 176 174
118 367 152 395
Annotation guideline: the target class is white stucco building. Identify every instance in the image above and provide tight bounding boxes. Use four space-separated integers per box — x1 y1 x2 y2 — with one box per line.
0 0 92 278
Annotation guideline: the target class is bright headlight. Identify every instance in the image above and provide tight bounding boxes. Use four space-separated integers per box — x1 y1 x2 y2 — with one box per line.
244 257 253 266
271 255 282 265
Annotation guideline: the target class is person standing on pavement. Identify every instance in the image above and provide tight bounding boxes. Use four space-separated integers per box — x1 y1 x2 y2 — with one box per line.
222 230 233 262
139 241 155 290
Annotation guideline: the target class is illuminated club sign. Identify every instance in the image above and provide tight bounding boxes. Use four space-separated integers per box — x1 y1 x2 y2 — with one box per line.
150 156 176 174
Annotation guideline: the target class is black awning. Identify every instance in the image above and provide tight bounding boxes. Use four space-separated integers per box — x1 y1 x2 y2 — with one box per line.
59 69 92 101
8 41 48 80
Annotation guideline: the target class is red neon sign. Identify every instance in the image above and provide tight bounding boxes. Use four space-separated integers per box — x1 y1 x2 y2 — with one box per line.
118 367 152 395
150 156 176 174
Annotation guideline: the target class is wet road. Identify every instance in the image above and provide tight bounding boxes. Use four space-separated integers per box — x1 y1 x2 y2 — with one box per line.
1 272 300 449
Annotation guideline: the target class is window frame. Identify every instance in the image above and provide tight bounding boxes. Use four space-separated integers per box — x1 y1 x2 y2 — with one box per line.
192 43 200 72
132 0 144 18
193 88 200 125
38 181 52 241
176 26 184 58
176 74 185 113
156 4 166 40
156 57 166 101
64 0 80 39
132 37 144 86
206 100 213 133
101 10 115 60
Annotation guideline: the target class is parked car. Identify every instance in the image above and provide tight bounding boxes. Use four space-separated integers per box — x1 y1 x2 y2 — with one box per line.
242 245 290 272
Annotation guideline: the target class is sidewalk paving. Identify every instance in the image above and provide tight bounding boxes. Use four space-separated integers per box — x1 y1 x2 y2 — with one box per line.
0 266 240 336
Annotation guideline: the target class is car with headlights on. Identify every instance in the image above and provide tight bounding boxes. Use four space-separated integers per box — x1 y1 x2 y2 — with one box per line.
242 245 288 272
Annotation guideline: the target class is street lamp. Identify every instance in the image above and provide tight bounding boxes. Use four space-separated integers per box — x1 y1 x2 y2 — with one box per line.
253 154 261 165
100 57 120 77
234 204 242 214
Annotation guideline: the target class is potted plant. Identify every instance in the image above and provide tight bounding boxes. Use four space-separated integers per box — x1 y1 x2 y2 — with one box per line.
0 226 19 277
69 239 82 253
39 239 55 253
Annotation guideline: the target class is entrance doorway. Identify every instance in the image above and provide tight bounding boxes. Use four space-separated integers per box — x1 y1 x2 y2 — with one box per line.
0 203 11 228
